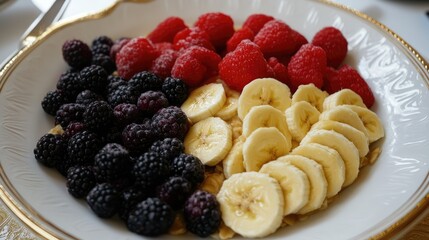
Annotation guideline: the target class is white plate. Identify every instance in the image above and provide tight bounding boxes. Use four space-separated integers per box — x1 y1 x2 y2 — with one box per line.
0 0 428 239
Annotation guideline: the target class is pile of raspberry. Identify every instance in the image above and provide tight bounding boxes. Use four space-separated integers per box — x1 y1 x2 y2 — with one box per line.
34 35 221 237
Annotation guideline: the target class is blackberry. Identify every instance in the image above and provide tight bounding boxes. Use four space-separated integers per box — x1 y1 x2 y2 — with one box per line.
184 190 221 237
100 124 123 145
151 106 189 140
62 39 92 69
149 138 184 162
110 38 130 61
132 151 169 189
113 103 141 126
92 35 114 47
56 71 83 99
122 122 153 154
66 166 96 198
41 90 70 116
93 143 131 183
137 91 169 116
127 197 174 236
92 54 116 74
62 122 86 140
55 157 73 177
171 153 205 186
76 90 103 105
161 77 189 106
67 130 101 166
91 44 111 55
34 133 67 168
55 103 85 128
106 75 127 95
128 71 163 96
157 177 193 210
79 65 108 94
83 101 114 132
118 186 148 221
107 85 137 108
86 183 120 218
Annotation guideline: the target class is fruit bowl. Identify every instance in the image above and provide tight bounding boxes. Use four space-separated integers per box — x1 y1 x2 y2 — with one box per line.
0 0 429 239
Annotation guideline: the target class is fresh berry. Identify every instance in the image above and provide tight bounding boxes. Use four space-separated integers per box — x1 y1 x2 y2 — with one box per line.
226 27 254 53
194 12 234 50
55 103 85 128
92 35 114 47
100 124 123 145
91 44 111 55
66 166 96 198
67 130 101 166
107 85 137 107
76 90 103 105
56 71 83 99
290 29 308 55
34 133 67 168
268 57 291 86
287 43 327 90
161 77 188 106
137 91 169 115
62 122 86 140
41 90 71 116
171 153 204 186
149 138 184 162
219 39 273 91
153 42 174 54
106 75 127 95
79 65 108 94
83 101 114 132
110 38 130 61
173 27 215 51
171 46 221 87
184 190 221 237
122 122 154 153
113 103 141 126
128 71 163 95
92 54 116 74
147 16 187 43
62 39 92 69
312 27 348 68
132 151 170 189
118 186 148 221
127 197 174 236
86 183 120 218
157 176 193 210
116 37 159 79
253 19 295 57
151 106 189 140
242 14 275 35
94 143 131 183
150 49 178 79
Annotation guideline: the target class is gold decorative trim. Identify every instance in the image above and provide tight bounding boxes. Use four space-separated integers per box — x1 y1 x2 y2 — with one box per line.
0 0 427 239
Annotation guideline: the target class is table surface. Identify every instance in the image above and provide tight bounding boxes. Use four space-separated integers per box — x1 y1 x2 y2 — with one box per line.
0 0 428 239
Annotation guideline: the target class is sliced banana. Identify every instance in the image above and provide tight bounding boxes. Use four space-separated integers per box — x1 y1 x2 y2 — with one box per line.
184 117 232 166
343 105 384 143
301 129 360 187
237 78 291 120
292 83 328 112
323 89 366 111
215 89 239 121
291 143 345 198
243 127 291 172
217 172 284 238
277 155 328 214
223 138 245 178
285 101 320 142
311 120 369 157
260 160 310 215
319 105 368 137
181 83 227 123
242 105 291 140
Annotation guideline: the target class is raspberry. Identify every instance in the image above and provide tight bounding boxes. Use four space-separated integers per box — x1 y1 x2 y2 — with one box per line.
171 46 221 87
242 14 275 35
312 27 348 68
113 103 141 126
127 197 174 236
34 133 67 168
291 29 308 55
55 103 85 128
110 38 130 61
62 122 86 140
67 130 101 166
122 122 154 153
226 27 254 53
75 90 103 105
194 12 234 50
253 19 295 57
171 153 205 186
184 190 221 237
91 44 111 56
86 183 120 218
173 27 215 51
92 54 116 74
268 57 291 87
56 71 83 99
118 186 148 221
128 71 163 95
147 16 187 43
94 143 131 183
157 176 193 210
287 43 327 90
107 85 137 108
116 37 159 79
66 166 96 198
150 49 178 79
137 91 169 115
79 65 108 94
149 138 184 162
153 42 174 54
132 151 170 189
62 39 92 69
151 106 189 140
161 77 188 106
83 101 114 132
41 90 71 116
219 40 273 91
92 35 114 47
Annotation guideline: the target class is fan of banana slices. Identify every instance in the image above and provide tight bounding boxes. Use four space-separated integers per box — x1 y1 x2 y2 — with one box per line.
181 78 384 238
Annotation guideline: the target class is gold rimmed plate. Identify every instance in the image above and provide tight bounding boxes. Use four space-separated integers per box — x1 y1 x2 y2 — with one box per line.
0 0 428 239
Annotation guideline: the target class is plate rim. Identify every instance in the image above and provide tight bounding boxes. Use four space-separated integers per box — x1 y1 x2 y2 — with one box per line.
0 0 428 239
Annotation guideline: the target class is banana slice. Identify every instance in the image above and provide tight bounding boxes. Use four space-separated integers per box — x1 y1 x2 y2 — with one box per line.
237 78 291 120
311 120 369 158
243 127 291 172
323 89 366 111
285 101 320 142
343 105 384 143
181 83 227 123
292 83 328 112
301 129 360 187
260 160 310 215
215 89 240 121
223 138 245 178
319 105 368 137
277 155 328 214
291 143 345 198
184 117 232 166
242 105 291 140
217 172 284 238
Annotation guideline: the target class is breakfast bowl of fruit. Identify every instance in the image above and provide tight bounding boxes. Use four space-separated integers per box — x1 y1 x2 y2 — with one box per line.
0 0 428 239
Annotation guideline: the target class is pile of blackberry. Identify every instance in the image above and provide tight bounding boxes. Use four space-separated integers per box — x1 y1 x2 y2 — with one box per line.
34 36 221 237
